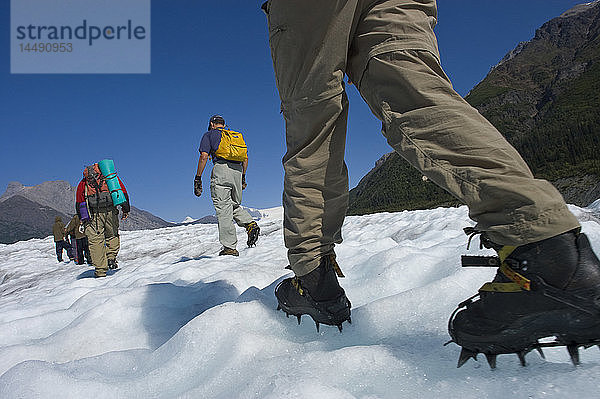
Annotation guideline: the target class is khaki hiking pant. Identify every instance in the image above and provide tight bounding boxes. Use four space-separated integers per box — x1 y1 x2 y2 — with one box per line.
210 160 254 249
263 0 580 276
85 209 120 276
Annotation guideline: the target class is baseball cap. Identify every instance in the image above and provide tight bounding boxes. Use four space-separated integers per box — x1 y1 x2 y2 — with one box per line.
209 115 225 125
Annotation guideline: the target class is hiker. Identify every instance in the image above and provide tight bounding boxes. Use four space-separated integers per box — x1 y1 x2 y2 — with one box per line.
76 163 130 278
52 216 74 262
65 214 92 265
262 0 600 366
194 114 260 256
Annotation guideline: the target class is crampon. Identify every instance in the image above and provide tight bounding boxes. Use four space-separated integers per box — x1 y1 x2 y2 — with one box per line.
447 290 600 368
246 222 260 247
275 278 352 332
275 255 352 332
447 228 600 369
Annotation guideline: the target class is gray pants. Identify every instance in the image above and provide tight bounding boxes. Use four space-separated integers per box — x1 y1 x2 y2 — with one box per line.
264 0 580 276
210 160 254 249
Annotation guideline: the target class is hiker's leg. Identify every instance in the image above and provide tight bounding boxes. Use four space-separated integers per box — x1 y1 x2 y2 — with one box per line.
265 0 362 275
85 213 109 276
55 241 63 261
66 239 75 260
211 162 238 249
348 0 579 245
82 237 92 264
105 211 120 262
76 238 84 264
229 163 254 227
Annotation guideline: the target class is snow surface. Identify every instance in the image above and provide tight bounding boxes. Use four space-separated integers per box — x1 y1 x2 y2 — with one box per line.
242 206 284 222
1 205 599 398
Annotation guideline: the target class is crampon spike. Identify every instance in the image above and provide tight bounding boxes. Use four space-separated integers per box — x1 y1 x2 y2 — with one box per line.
484 353 497 369
285 312 289 318
517 351 527 367
315 321 320 332
567 345 580 366
457 348 478 368
337 324 343 333
296 315 302 325
347 317 352 324
536 347 546 360
276 304 281 311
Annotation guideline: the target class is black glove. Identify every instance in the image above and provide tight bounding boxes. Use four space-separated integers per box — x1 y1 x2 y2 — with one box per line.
120 201 131 214
242 174 247 190
194 175 203 196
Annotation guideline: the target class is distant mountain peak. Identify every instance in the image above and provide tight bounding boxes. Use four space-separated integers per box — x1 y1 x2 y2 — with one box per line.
560 0 599 18
2 181 25 198
490 0 600 72
0 180 77 215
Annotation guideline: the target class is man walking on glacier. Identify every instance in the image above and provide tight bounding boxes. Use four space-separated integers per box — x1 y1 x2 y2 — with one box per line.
194 115 260 256
262 0 600 368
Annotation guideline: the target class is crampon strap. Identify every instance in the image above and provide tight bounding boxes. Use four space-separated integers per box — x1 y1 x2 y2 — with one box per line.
461 228 531 292
329 255 345 278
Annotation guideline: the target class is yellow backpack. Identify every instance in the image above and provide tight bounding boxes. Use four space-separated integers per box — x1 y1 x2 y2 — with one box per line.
214 128 248 162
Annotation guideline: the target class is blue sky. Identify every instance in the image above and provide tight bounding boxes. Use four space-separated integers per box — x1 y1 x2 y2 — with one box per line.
0 0 585 222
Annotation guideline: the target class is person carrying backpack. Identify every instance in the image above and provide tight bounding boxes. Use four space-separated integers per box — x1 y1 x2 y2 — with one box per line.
75 162 130 278
194 115 260 256
52 216 74 263
65 214 92 265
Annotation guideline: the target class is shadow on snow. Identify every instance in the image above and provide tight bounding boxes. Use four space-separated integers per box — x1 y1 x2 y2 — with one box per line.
142 280 239 349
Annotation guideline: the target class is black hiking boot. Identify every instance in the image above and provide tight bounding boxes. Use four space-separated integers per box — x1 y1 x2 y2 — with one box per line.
275 254 352 332
219 247 239 256
108 259 119 270
246 222 260 247
448 229 600 368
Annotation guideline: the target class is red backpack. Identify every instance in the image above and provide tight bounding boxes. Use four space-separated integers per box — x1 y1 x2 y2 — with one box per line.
83 163 112 209
83 164 108 194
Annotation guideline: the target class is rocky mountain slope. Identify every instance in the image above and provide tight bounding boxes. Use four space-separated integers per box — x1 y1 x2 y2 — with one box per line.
0 195 71 245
